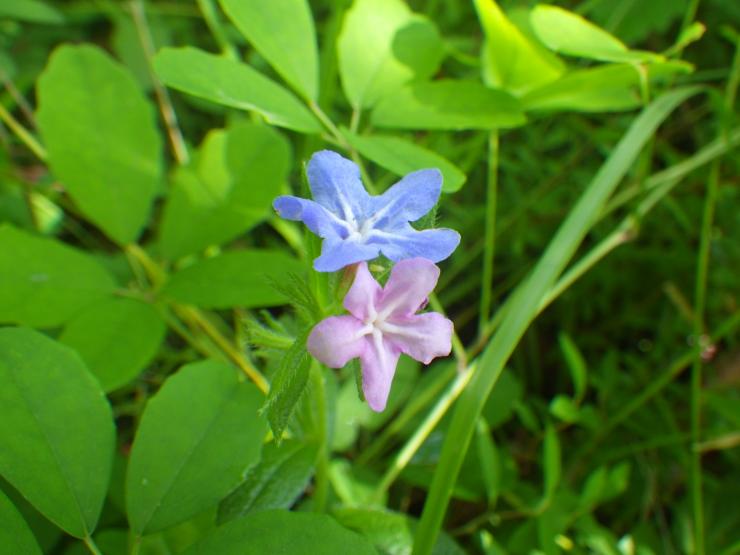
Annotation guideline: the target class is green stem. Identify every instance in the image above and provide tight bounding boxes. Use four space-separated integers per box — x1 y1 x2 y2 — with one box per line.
130 535 142 555
130 0 190 165
195 0 238 59
371 364 476 502
311 362 329 512
479 131 499 333
690 160 718 555
84 535 103 555
0 102 47 160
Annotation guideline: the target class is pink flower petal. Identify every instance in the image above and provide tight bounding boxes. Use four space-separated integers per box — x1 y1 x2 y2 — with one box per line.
307 316 367 368
382 313 453 364
360 331 401 412
343 262 381 320
378 258 440 318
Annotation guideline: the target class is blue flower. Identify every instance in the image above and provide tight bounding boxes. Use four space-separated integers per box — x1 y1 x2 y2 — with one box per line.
273 150 461 272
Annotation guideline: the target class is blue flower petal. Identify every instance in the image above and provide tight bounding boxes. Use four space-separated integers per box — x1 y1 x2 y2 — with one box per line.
370 227 460 263
370 169 442 230
307 151 372 223
273 196 347 239
314 238 380 272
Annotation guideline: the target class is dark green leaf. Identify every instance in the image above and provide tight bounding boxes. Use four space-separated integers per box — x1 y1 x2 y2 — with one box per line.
36 45 162 244
338 0 443 108
263 328 312 440
0 327 115 538
343 130 466 193
333 507 466 555
372 80 525 130
185 510 378 555
59 297 166 392
0 224 116 328
219 0 319 100
161 250 305 309
542 424 560 498
0 489 42 555
126 360 267 534
558 332 587 400
218 440 318 523
159 121 292 260
153 47 321 133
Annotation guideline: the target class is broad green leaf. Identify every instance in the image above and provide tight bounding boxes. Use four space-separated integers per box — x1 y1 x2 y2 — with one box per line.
473 0 564 95
522 61 692 112
219 0 318 100
558 332 587 400
36 45 162 245
159 121 291 260
333 508 466 555
218 440 318 524
0 489 42 555
126 360 267 534
184 510 378 555
263 329 312 440
59 297 166 392
0 328 115 537
343 130 466 193
153 47 321 133
0 0 63 24
543 424 560 498
161 250 304 309
338 0 443 108
0 225 116 328
372 80 525 130
530 5 663 63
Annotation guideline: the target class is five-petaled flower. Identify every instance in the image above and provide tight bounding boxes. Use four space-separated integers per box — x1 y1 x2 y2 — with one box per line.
273 150 460 272
307 258 453 412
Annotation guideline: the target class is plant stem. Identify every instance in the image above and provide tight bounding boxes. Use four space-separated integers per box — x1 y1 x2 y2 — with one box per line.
195 0 238 59
371 363 476 502
83 535 103 555
689 160 718 555
0 102 47 161
310 362 329 512
478 130 498 334
130 0 190 165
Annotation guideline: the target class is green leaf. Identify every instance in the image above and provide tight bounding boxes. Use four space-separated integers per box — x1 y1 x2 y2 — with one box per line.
333 508 466 555
263 328 312 440
161 250 304 309
126 360 267 534
0 224 116 328
343 130 466 193
558 332 587 400
475 418 501 507
543 424 560 498
372 80 526 130
473 0 564 95
36 44 162 245
218 440 318 524
159 121 292 260
59 297 166 392
219 0 318 100
338 0 443 108
548 395 580 423
0 327 115 538
153 47 321 133
0 489 42 555
184 510 378 555
522 61 692 113
529 5 663 63
0 0 63 24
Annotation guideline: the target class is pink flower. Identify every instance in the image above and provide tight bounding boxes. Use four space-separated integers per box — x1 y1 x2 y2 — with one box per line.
307 258 453 411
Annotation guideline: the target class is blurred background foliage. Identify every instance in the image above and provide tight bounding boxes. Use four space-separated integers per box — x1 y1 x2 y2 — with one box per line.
0 0 738 554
